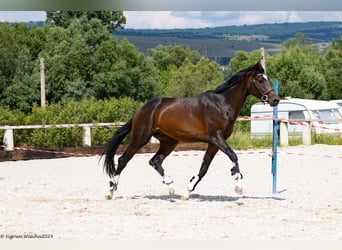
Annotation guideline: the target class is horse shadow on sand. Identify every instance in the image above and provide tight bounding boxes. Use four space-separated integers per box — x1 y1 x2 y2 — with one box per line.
123 189 287 204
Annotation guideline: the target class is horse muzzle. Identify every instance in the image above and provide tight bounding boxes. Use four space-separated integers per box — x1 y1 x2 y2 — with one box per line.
262 90 280 107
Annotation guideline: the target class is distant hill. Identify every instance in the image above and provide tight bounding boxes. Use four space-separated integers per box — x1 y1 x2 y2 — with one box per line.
115 21 342 65
5 20 341 65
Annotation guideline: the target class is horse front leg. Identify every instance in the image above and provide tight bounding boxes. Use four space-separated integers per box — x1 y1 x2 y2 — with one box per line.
210 132 244 195
230 161 243 195
183 144 218 200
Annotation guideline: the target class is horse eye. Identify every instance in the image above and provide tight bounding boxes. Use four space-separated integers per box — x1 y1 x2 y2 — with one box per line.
256 76 264 83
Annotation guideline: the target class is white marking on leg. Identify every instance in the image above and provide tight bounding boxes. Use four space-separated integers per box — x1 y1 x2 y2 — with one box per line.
162 175 173 185
182 175 199 200
106 175 120 200
187 175 199 192
109 175 120 191
233 173 243 195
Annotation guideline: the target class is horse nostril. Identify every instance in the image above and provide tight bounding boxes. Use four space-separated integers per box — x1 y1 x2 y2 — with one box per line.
273 97 280 106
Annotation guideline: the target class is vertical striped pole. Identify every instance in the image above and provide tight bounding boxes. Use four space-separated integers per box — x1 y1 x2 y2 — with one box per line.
272 80 279 194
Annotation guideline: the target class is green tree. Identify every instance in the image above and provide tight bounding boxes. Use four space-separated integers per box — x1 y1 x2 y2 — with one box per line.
148 44 201 70
148 44 202 95
282 32 312 49
0 23 43 112
165 58 223 97
39 17 111 103
268 41 328 100
92 39 160 101
39 25 69 103
0 24 17 94
46 11 126 33
324 36 342 99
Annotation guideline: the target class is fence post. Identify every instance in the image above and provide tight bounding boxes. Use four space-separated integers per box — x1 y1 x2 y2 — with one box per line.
302 122 311 145
279 121 289 147
82 126 91 147
4 128 14 151
40 58 46 109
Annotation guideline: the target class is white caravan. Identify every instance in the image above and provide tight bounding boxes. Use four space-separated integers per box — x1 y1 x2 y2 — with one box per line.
250 98 342 137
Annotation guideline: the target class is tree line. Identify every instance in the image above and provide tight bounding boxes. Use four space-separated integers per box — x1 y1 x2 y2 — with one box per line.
0 12 341 117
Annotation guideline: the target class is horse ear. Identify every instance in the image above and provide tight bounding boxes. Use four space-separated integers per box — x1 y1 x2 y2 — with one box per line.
254 61 264 73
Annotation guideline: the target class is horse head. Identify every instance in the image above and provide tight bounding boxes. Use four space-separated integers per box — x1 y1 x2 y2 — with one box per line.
247 62 279 107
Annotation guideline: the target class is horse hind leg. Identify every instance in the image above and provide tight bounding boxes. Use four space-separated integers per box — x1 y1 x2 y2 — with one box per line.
149 134 178 197
106 138 151 200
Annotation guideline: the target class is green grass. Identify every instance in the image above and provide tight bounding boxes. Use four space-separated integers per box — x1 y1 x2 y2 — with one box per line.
312 133 342 145
227 130 342 150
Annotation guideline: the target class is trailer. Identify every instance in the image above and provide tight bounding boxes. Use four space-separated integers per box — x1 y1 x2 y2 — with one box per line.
330 99 342 116
251 98 342 137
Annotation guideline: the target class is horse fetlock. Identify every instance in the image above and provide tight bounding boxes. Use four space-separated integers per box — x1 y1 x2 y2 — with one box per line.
187 175 200 192
109 180 118 191
233 172 243 181
162 175 173 185
230 166 238 176
106 176 120 200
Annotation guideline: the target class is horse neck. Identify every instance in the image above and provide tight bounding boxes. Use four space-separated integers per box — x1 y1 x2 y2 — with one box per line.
223 80 249 119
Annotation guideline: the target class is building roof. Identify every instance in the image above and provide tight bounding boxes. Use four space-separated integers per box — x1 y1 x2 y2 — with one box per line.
251 98 340 113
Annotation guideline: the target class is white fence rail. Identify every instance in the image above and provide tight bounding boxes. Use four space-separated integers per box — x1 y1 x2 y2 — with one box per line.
1 118 341 151
0 123 124 151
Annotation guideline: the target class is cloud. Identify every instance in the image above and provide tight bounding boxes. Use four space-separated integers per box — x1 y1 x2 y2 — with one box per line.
287 11 302 22
124 11 342 29
124 11 212 29
0 11 46 22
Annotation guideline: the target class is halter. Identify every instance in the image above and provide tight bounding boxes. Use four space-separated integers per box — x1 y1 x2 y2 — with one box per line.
261 88 274 103
256 73 274 104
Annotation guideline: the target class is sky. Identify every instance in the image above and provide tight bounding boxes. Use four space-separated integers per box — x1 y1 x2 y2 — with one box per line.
0 11 342 29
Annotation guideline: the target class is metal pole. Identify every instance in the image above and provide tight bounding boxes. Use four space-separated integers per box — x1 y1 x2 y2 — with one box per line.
40 58 46 108
272 80 279 194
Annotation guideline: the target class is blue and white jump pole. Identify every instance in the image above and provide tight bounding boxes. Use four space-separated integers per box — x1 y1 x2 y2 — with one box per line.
272 80 279 194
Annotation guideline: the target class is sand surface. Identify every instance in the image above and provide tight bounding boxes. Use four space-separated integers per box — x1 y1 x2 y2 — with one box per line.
0 144 341 240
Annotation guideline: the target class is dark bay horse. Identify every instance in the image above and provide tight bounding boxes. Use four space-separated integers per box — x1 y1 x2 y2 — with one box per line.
103 62 279 200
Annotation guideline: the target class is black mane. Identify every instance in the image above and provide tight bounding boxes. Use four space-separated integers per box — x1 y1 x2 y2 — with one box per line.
213 64 262 94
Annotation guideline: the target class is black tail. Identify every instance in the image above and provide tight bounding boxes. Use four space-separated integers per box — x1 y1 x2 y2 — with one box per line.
103 119 133 178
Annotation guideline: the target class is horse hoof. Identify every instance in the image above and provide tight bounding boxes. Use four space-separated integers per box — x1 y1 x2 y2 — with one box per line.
106 190 114 200
182 191 191 200
181 195 189 201
168 187 175 197
234 186 243 195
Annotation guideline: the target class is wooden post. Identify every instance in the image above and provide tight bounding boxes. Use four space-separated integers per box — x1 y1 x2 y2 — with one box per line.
3 128 14 151
302 122 311 145
279 121 289 147
260 47 266 73
82 127 91 147
40 58 46 108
